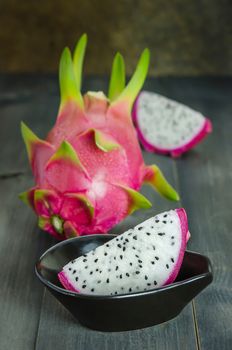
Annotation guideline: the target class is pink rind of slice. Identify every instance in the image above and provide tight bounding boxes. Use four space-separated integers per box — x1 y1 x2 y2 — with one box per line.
164 208 189 285
58 270 80 293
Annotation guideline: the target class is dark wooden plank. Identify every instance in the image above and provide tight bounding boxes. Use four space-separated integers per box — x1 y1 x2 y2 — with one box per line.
0 174 57 349
162 78 232 349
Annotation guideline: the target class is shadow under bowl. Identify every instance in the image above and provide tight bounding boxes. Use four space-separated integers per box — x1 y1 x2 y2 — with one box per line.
35 234 213 332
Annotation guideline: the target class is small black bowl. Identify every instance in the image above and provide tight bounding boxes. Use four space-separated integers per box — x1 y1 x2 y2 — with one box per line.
35 234 213 332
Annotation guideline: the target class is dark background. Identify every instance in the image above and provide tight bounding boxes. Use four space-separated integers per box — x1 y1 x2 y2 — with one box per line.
1 0 232 76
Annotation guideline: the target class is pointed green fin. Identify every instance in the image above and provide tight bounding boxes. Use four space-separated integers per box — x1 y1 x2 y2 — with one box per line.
21 122 52 165
46 141 82 168
51 215 64 234
119 185 152 215
143 165 180 201
18 189 34 208
38 216 50 230
108 52 125 101
93 129 120 152
65 193 94 218
113 49 150 112
64 221 79 238
73 34 87 91
59 47 84 109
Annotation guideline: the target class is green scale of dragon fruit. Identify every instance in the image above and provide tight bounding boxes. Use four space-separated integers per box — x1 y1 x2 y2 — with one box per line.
19 34 179 240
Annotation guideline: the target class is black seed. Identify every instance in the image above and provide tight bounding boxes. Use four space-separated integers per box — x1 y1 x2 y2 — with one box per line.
120 274 122 279
104 252 107 256
90 271 93 275
166 264 169 269
117 244 122 248
130 262 133 266
132 247 136 250
125 238 129 243
82 285 86 288
94 259 98 263
135 271 140 274
151 261 155 265
106 244 109 247
147 283 151 286
164 214 167 218
135 254 139 258
138 259 142 263
171 242 175 246
155 256 159 260
155 220 159 223
146 232 151 236
68 268 72 271
120 236 124 240
114 256 116 260
163 221 167 224
120 255 123 260
75 277 78 281
158 232 165 236
106 278 109 283
71 260 75 264
91 288 94 292
171 236 175 239
83 254 87 257
108 268 111 272
115 291 117 295
99 270 102 273
138 226 143 230
151 226 154 229
129 288 132 292
85 266 88 269
83 259 87 262
96 268 98 271
171 258 175 263
170 220 173 223
121 287 124 290
97 280 101 284
139 265 143 268
115 266 119 271
72 270 76 274
126 273 130 277
123 247 126 252
145 275 148 280
133 235 137 240
154 281 157 285
144 288 147 291
116 238 119 241
152 245 156 250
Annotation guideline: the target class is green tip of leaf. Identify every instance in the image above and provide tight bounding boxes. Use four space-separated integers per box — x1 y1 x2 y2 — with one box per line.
73 33 88 91
51 215 64 234
21 121 40 162
119 185 152 215
38 216 50 231
59 47 83 109
19 190 32 208
143 165 180 201
65 193 94 219
113 48 150 111
47 141 82 167
94 129 120 152
108 52 125 101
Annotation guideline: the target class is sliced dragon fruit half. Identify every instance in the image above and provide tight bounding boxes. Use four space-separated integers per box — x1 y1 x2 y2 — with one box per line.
58 208 189 295
132 91 212 157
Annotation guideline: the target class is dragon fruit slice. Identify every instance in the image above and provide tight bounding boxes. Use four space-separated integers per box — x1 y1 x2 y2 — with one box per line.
133 91 212 157
19 35 179 240
58 208 189 295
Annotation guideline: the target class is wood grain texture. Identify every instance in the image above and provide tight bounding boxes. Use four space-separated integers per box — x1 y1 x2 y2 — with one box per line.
1 76 232 349
164 78 232 350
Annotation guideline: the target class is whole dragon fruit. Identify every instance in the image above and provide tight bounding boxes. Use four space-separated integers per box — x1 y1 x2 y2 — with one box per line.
20 34 179 240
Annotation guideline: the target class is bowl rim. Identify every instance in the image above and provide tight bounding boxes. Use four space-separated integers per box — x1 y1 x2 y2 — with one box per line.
35 234 213 300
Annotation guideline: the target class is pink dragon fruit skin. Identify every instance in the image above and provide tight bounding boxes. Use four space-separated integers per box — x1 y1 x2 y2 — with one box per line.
19 34 179 240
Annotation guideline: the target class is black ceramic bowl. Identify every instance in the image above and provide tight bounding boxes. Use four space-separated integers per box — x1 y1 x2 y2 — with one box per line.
35 234 213 332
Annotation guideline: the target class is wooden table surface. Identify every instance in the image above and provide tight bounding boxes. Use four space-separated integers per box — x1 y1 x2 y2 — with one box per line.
0 75 231 350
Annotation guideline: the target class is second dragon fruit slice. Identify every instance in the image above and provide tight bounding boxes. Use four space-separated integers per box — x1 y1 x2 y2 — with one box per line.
19 34 179 240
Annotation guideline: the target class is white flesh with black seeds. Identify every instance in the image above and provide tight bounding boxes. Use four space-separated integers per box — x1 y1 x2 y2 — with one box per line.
136 91 205 149
59 209 187 295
